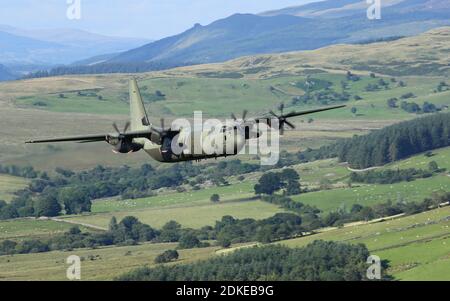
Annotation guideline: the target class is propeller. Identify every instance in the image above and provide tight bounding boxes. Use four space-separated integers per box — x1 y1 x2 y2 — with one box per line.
160 118 169 131
269 103 296 135
109 121 140 153
112 121 130 137
231 109 251 139
231 109 248 122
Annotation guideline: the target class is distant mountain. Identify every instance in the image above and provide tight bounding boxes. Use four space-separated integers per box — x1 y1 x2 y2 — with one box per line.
219 26 450 77
100 0 450 67
0 25 151 67
0 64 17 81
26 0 450 77
261 0 450 18
260 0 363 18
107 14 331 64
70 53 121 66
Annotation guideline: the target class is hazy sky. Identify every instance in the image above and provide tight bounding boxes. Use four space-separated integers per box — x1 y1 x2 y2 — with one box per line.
0 0 318 39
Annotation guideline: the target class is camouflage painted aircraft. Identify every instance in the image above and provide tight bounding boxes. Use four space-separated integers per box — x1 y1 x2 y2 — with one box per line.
26 79 345 163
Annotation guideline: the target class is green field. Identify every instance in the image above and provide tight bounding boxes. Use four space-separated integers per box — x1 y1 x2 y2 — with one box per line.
1 206 447 280
0 174 29 202
279 206 450 280
0 29 449 281
385 146 450 171
92 182 255 213
0 219 92 241
62 199 284 229
0 241 219 280
291 175 450 213
13 73 449 121
15 92 129 115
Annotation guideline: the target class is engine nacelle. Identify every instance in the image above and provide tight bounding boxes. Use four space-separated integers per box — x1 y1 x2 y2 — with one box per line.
108 136 143 154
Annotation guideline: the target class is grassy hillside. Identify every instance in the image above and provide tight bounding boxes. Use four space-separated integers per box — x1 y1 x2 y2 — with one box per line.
50 145 450 230
0 175 28 202
279 206 450 280
0 28 448 170
0 219 92 241
0 206 447 280
61 199 284 229
0 240 218 280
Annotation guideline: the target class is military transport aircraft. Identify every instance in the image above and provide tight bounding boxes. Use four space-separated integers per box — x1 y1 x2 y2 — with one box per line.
26 79 345 163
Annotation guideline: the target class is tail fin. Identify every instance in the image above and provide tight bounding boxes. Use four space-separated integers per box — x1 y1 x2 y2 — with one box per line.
129 78 151 131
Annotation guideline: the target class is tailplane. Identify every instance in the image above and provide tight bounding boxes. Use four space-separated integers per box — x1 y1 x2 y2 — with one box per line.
129 78 151 131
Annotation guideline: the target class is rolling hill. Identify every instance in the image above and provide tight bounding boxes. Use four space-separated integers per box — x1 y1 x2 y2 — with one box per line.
1 27 448 170
0 25 150 67
95 0 449 71
0 64 16 81
261 0 450 18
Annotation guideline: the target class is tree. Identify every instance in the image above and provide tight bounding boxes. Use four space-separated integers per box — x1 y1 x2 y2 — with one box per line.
428 161 439 172
109 216 118 231
280 168 299 182
68 226 81 235
59 187 92 214
155 250 179 264
0 205 18 220
387 98 398 108
254 172 283 195
211 175 229 186
34 196 61 217
219 237 231 248
210 194 220 203
286 181 301 196
159 221 182 242
178 232 201 249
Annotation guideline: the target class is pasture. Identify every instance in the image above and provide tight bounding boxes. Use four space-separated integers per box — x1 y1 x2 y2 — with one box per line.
0 241 219 281
0 175 29 202
279 206 450 280
62 199 285 229
291 175 450 213
0 219 92 241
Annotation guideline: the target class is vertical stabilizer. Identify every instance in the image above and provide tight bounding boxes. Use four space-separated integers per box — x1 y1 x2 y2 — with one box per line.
129 78 151 131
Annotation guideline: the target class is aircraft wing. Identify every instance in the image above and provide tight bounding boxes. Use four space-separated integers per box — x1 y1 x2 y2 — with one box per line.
250 104 346 135
25 129 156 144
254 104 346 123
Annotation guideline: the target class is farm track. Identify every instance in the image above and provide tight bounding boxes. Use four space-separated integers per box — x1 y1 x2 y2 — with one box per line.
49 217 107 231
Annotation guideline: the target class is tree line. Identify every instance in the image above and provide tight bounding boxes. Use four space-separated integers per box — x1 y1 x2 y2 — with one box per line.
0 160 262 220
348 164 442 185
319 192 450 227
3 189 448 256
0 211 306 255
301 112 450 168
116 240 379 281
22 61 190 79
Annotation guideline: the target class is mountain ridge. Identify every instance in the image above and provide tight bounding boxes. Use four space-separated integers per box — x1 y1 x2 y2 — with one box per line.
0 25 151 67
0 64 17 81
98 0 450 71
